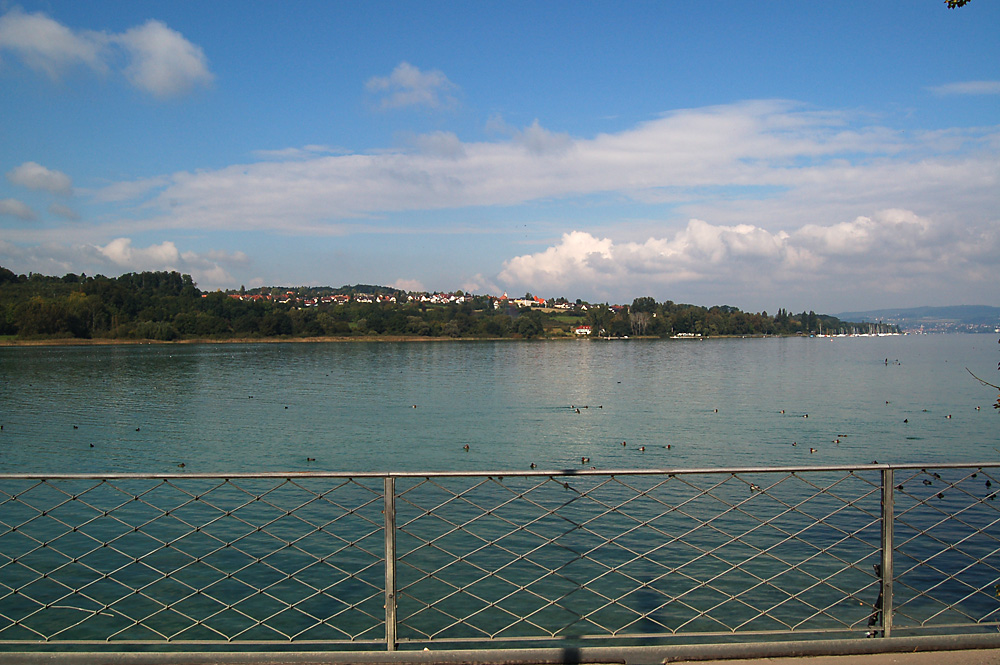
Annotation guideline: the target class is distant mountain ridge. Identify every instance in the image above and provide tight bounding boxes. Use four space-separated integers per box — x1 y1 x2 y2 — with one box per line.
834 305 1000 332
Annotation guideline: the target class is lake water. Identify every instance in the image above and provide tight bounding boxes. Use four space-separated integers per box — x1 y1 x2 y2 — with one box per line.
1 334 997 475
1 335 998 648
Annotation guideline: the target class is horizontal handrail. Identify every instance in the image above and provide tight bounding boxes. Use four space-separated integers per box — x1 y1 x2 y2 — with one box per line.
3 460 998 479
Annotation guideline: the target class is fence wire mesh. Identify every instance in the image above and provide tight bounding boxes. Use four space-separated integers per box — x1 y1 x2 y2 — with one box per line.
1 464 998 650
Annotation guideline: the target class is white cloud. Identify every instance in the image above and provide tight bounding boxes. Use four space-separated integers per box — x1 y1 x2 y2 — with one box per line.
114 20 213 98
366 62 457 110
0 237 243 290
90 176 169 202
7 161 73 195
409 131 466 159
0 8 105 78
514 120 573 156
98 237 180 268
461 274 500 296
0 198 37 220
253 145 345 160
48 202 79 220
0 238 240 290
928 80 1000 96
497 209 998 308
139 101 990 234
0 9 211 98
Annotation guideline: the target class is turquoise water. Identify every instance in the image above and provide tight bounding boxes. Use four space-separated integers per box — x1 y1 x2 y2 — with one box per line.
1 335 998 647
1 335 996 474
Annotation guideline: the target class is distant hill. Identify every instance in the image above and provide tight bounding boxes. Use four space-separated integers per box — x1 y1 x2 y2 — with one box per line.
834 305 1000 332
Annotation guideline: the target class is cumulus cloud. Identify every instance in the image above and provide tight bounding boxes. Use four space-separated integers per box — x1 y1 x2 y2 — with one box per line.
98 237 180 268
498 208 995 307
94 239 246 288
7 161 73 195
0 8 212 98
0 198 37 220
114 20 213 98
366 62 457 110
928 80 1000 96
461 274 500 296
0 238 243 290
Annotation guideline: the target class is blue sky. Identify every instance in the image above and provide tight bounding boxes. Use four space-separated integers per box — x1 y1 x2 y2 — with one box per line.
1 1 998 313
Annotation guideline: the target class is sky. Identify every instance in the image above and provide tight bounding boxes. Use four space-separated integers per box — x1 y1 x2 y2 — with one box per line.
1 1 998 314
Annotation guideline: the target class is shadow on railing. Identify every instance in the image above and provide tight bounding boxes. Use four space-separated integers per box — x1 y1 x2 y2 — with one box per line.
1 463 998 652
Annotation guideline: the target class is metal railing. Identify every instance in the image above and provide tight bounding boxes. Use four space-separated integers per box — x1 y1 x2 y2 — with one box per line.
1 463 998 652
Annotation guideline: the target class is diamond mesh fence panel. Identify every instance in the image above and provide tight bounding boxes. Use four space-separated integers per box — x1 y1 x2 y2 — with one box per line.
890 466 1000 634
0 475 386 644
392 469 885 645
1 464 998 650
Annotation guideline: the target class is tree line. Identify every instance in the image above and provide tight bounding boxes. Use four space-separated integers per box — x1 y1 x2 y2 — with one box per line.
0 267 898 341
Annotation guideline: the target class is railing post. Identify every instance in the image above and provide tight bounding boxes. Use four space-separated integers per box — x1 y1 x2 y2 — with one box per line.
881 468 894 638
384 476 397 651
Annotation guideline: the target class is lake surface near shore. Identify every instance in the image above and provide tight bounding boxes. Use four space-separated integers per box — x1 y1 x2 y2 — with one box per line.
1 334 997 475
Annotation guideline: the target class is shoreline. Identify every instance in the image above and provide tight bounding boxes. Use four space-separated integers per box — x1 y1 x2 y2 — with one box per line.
0 335 593 347
0 332 904 348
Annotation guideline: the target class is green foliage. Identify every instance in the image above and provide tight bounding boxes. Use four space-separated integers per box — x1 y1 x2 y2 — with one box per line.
0 265 897 343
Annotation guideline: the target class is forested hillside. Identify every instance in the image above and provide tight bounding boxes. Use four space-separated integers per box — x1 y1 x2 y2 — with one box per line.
0 267 894 341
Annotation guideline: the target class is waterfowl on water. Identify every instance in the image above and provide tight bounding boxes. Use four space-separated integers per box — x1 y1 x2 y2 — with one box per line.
463 444 470 451
581 457 590 464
